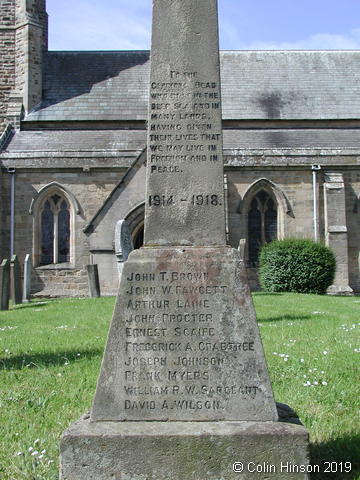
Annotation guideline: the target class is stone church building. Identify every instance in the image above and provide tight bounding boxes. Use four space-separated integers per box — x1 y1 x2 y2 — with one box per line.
1 0 359 296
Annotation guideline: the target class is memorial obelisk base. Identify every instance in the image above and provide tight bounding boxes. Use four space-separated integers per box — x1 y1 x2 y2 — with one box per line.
61 418 309 480
60 248 309 479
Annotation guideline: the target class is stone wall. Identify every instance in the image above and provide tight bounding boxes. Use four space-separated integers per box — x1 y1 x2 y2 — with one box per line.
2 161 359 296
0 170 11 259
0 0 47 132
227 168 314 247
343 170 360 292
227 165 360 293
0 0 16 131
2 128 360 297
14 0 47 113
6 169 125 297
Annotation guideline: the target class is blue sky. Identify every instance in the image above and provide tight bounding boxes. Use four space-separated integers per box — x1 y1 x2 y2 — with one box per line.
47 0 360 51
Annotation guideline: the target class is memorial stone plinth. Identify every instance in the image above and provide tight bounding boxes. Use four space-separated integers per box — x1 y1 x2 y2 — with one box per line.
92 246 277 422
86 264 101 298
10 254 22 305
115 219 134 278
23 254 32 303
0 259 10 311
60 1 309 478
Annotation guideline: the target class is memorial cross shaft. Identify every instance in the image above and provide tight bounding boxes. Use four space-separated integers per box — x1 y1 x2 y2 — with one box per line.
145 0 226 246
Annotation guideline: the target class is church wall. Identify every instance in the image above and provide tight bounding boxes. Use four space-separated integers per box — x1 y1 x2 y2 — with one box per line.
0 171 11 259
7 168 126 296
226 167 315 290
0 1 16 131
3 160 360 296
343 170 360 292
227 167 315 249
0 0 48 130
84 155 146 296
227 165 360 293
14 0 47 113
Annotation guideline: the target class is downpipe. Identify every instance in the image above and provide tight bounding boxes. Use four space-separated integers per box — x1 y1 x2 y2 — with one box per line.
7 167 16 257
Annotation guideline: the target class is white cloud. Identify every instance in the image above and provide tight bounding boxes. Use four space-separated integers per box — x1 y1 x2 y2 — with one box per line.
222 29 360 50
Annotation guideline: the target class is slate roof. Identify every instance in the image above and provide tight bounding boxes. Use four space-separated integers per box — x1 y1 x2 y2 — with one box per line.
5 128 360 156
221 50 360 120
25 50 360 122
223 129 360 149
3 129 146 153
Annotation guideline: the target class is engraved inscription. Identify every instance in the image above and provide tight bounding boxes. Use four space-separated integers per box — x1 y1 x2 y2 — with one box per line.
120 265 260 416
147 67 225 220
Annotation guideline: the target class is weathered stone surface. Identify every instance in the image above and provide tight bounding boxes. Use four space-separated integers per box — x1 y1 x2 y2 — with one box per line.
0 259 10 310
324 172 353 295
22 254 32 302
60 417 310 480
86 264 100 298
115 219 134 278
92 246 277 422
238 238 246 260
115 219 134 261
144 0 226 246
10 254 22 304
0 1 16 131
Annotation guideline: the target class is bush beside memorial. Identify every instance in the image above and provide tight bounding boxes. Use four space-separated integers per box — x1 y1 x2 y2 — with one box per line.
259 239 336 294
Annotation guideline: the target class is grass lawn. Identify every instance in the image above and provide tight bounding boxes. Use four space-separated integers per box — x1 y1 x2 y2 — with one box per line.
0 293 359 480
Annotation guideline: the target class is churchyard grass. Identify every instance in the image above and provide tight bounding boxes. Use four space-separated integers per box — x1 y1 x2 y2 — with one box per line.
0 297 112 480
254 293 360 479
0 294 359 480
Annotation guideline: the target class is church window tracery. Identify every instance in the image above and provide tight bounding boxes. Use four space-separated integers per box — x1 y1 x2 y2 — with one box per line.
248 190 278 265
39 193 71 265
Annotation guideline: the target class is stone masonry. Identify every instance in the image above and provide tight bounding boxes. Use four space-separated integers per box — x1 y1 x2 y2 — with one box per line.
0 1 360 296
0 0 16 131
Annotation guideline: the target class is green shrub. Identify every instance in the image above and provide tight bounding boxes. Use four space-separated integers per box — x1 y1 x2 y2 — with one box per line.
259 239 336 294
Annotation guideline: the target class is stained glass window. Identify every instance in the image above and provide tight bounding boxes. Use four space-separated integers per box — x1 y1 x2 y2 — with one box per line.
40 194 71 265
265 198 277 243
248 190 277 266
41 200 54 265
248 199 261 265
58 200 70 262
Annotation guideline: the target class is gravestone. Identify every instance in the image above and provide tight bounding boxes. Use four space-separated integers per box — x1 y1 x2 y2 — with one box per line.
238 238 247 260
0 259 10 311
86 264 101 298
10 254 22 304
114 219 134 279
60 1 309 478
23 254 32 303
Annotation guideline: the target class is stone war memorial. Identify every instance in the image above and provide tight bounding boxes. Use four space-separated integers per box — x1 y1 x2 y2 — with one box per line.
60 1 309 478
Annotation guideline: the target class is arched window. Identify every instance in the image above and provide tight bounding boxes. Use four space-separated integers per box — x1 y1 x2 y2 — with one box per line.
40 193 71 265
30 183 80 267
248 190 277 266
